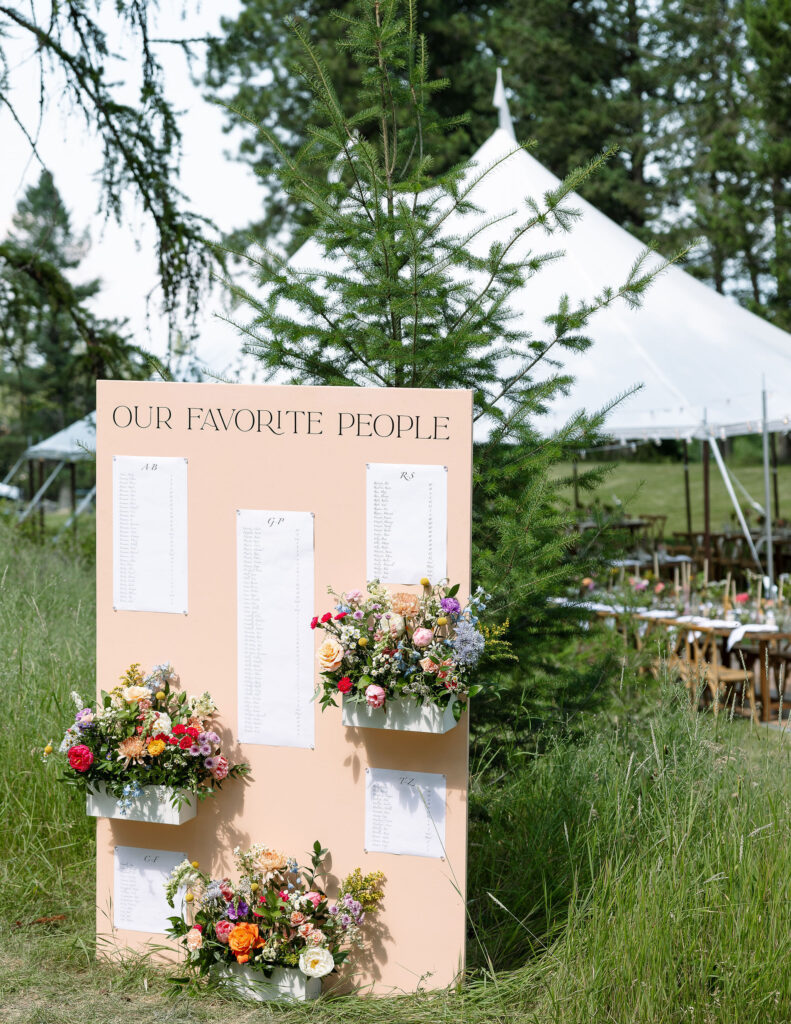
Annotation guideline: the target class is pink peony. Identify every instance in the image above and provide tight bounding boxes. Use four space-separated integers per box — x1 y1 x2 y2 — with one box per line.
412 627 434 648
67 744 94 772
420 657 438 673
211 755 229 780
305 891 322 908
364 684 386 708
735 592 750 605
214 919 234 944
309 929 326 945
654 582 665 594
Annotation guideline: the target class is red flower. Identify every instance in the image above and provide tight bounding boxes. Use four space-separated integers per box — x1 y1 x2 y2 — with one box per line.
334 612 348 620
179 736 193 750
310 616 319 629
67 744 94 772
153 732 169 742
337 677 353 694
167 736 179 745
320 612 333 623
186 726 200 739
172 724 187 736
279 890 289 902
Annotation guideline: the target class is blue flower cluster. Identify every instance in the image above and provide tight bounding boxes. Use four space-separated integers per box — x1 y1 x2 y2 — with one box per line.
450 619 486 667
116 780 144 816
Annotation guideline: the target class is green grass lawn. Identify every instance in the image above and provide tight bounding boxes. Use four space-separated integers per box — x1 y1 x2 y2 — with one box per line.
554 459 791 537
4 526 791 1022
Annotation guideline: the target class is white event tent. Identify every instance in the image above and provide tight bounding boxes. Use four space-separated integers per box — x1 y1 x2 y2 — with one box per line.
3 412 97 532
243 73 791 578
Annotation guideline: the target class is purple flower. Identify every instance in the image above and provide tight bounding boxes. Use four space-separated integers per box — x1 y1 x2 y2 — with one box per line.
329 905 339 916
440 597 461 615
199 743 212 756
188 743 201 756
204 756 217 771
205 731 220 744
75 708 94 731
340 913 351 928
353 610 364 620
226 900 249 920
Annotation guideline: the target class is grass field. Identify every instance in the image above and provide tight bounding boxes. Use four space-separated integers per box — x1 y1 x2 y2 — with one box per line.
553 458 791 537
4 526 791 1022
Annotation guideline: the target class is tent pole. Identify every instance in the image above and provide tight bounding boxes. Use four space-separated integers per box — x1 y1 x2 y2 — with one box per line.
683 441 692 536
763 385 775 590
771 432 780 521
69 463 77 537
703 438 711 565
37 460 45 539
53 484 96 542
18 461 66 526
709 437 762 571
1 454 25 487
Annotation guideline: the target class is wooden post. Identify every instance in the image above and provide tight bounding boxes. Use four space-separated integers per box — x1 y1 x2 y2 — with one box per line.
683 441 692 536
703 439 711 565
771 432 780 521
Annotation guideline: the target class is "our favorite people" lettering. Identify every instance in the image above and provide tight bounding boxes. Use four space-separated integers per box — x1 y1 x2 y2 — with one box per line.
110 405 451 440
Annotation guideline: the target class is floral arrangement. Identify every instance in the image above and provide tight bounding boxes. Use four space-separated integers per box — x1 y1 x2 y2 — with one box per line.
312 580 512 719
47 663 248 809
165 841 384 984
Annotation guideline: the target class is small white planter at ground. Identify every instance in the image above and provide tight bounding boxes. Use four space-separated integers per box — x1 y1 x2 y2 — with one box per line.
212 963 322 1002
85 784 196 824
342 695 458 733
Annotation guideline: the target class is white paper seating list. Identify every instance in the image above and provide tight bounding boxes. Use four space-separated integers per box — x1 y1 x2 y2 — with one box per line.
113 846 185 933
366 463 448 584
112 455 188 614
237 510 315 748
365 767 447 858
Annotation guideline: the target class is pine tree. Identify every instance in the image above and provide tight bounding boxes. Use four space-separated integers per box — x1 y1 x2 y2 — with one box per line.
0 3 213 327
0 171 146 454
218 0 677 698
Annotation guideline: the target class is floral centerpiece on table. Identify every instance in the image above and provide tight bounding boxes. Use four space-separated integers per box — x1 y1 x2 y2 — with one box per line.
47 663 248 810
165 841 384 985
312 580 512 720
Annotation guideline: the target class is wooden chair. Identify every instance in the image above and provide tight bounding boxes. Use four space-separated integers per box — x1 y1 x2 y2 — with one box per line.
694 628 757 720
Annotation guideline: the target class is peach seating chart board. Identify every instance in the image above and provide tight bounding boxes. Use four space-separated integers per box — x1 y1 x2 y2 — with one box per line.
95 380 473 994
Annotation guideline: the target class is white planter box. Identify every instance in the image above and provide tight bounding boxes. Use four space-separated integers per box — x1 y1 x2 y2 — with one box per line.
342 694 458 733
212 963 322 1002
85 784 196 824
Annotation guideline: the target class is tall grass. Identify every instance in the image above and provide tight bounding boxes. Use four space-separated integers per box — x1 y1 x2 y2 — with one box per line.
2 524 791 1022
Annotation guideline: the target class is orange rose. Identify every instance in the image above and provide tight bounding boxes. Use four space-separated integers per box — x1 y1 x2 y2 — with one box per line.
228 922 262 964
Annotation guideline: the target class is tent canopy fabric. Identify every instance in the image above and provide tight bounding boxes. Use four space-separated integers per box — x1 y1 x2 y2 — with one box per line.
198 118 791 443
25 411 96 462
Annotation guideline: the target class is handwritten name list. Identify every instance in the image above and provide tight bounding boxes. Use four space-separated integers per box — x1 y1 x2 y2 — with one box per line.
366 463 448 585
237 510 315 748
365 767 447 859
112 455 188 614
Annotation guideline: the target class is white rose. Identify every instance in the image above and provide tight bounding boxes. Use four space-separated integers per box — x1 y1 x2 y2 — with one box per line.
385 612 405 636
299 947 334 979
151 711 172 734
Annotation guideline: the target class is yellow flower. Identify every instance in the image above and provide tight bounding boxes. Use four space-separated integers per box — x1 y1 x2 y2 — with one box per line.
185 892 194 903
420 577 430 586
250 882 259 891
44 744 53 755
155 690 166 701
437 616 448 626
147 739 166 757
121 685 150 704
358 637 369 647
317 637 345 672
191 860 199 869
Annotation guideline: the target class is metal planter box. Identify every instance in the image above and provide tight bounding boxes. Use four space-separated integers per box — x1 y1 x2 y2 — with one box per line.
85 784 196 824
342 695 458 733
212 964 322 1002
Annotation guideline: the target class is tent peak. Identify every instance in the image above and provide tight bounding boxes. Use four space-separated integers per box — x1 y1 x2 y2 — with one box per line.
492 68 516 140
